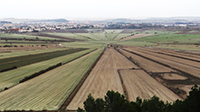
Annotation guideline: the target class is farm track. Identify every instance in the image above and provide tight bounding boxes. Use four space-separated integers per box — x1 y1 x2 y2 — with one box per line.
0 49 103 111
123 48 200 79
67 48 137 110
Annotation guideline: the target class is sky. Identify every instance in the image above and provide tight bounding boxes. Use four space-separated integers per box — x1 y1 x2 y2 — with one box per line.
0 0 200 19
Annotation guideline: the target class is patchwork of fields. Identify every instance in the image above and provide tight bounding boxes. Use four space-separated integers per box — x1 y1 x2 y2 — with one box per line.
0 29 200 111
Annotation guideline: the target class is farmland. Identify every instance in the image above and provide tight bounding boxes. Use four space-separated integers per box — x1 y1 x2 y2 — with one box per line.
67 48 137 110
0 48 95 91
0 29 200 111
0 48 87 72
120 70 181 102
0 49 103 110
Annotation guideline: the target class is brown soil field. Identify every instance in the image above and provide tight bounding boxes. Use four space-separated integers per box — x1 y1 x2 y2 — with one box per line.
120 34 153 41
135 47 200 62
67 48 137 110
120 70 181 102
124 48 200 79
173 85 200 99
119 49 174 73
161 73 188 80
130 48 200 68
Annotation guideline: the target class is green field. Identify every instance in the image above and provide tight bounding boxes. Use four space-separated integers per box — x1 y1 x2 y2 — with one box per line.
154 44 200 52
0 48 87 72
105 29 123 40
0 48 103 110
131 34 200 43
43 33 89 40
0 48 96 91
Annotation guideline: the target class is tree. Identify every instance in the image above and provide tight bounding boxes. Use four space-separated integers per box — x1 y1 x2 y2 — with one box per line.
78 90 139 112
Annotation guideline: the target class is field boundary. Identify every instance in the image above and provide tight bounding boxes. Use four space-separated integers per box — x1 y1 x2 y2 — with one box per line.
61 48 106 112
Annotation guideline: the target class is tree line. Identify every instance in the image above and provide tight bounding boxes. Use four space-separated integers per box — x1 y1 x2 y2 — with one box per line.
78 85 200 112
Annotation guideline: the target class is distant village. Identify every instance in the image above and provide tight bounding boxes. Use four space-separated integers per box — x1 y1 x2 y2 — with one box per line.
0 18 200 33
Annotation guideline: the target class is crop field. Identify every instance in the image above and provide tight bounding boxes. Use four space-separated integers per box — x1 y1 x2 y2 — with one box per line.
114 33 134 40
67 48 137 110
120 70 181 102
1 29 200 111
154 44 200 52
0 48 95 91
0 48 103 111
124 47 200 79
0 47 69 59
118 49 174 72
43 33 89 40
0 48 87 72
105 29 123 40
120 34 153 41
132 34 200 43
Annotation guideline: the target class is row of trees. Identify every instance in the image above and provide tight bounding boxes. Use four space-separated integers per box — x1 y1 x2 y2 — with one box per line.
78 85 200 112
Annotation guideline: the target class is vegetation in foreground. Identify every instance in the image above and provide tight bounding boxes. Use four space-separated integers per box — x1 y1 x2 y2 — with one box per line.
78 85 200 112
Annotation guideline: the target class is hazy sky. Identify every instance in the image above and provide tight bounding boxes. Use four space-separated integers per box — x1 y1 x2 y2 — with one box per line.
0 0 199 19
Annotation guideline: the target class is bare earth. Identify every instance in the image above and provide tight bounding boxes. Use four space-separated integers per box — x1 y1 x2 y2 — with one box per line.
162 73 188 80
125 48 200 79
120 70 182 102
120 34 153 41
120 49 174 72
67 48 137 110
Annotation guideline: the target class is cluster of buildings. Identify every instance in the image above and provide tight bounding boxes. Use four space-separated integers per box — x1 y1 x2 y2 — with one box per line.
0 19 200 34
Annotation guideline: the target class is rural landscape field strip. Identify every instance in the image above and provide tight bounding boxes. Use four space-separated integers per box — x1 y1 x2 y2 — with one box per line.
118 49 174 73
0 48 96 91
124 48 200 79
120 70 181 102
131 48 200 69
0 48 69 59
135 47 200 62
43 33 89 40
0 49 103 111
120 34 153 41
67 48 138 110
0 48 87 72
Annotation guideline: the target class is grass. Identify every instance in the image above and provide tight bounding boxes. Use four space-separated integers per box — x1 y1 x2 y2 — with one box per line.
62 41 106 48
131 34 200 43
105 29 123 40
154 44 200 52
43 33 89 40
114 33 134 40
0 48 87 72
0 48 96 91
115 41 157 47
0 48 103 111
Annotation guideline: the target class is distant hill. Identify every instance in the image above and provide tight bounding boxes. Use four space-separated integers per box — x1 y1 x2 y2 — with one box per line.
0 18 69 23
39 19 69 22
0 21 12 24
